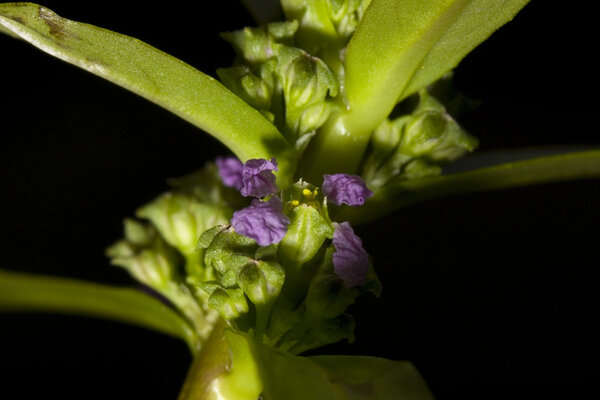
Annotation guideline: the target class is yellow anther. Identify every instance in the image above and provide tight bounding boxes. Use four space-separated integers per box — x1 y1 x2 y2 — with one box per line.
302 188 312 196
313 188 319 196
290 200 300 206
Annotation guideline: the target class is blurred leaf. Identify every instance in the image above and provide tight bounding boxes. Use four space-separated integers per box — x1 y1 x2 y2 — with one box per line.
0 269 198 351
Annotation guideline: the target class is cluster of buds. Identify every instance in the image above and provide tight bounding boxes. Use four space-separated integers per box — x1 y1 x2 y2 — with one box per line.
281 0 372 50
106 157 380 353
105 164 246 343
197 156 380 353
361 89 479 189
217 21 339 156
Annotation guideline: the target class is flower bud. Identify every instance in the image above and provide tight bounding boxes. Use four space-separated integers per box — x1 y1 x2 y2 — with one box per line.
281 51 338 141
217 65 273 112
400 90 478 163
202 226 258 277
205 286 249 320
221 21 298 65
361 117 409 188
106 219 178 288
305 273 357 319
279 203 333 264
136 192 232 256
237 260 285 305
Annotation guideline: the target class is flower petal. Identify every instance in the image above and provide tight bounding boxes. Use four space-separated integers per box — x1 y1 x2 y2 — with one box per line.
332 222 369 287
216 156 244 190
241 157 279 198
232 196 290 246
322 174 373 206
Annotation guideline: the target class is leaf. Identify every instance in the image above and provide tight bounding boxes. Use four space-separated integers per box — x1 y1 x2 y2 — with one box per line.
0 269 199 351
343 0 530 136
334 149 600 225
0 3 296 186
310 355 435 400
252 336 435 399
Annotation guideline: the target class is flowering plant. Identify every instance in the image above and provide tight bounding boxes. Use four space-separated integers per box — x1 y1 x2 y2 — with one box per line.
1 1 597 399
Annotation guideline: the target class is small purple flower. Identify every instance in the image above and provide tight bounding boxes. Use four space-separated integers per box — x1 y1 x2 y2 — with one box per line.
231 196 290 246
241 158 279 198
332 222 369 287
322 174 373 206
216 156 244 190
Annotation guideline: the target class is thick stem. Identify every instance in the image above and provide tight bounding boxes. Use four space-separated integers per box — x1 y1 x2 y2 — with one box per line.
177 319 230 400
299 111 372 182
178 320 263 400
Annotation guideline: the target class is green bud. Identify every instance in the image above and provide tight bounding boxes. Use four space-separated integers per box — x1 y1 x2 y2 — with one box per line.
136 192 232 256
238 260 285 305
203 226 258 277
106 221 178 288
217 65 274 111
304 273 357 320
402 159 442 180
221 21 298 65
207 287 249 320
361 117 409 188
281 0 370 52
279 204 333 264
123 218 153 246
400 90 478 163
281 51 338 142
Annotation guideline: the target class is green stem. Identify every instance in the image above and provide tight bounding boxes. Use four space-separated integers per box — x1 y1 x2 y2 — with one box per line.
0 269 199 351
178 321 263 400
300 111 369 182
334 149 600 225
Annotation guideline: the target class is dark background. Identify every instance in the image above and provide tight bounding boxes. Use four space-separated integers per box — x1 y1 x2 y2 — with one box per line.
0 1 597 399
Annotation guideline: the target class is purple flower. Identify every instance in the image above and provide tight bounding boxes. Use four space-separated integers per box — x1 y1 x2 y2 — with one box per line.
241 158 279 198
231 196 290 246
322 174 373 206
332 222 369 287
216 156 244 190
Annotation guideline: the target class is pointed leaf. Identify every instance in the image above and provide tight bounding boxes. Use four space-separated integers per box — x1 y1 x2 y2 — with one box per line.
0 269 199 351
0 3 296 186
343 0 530 137
335 149 600 224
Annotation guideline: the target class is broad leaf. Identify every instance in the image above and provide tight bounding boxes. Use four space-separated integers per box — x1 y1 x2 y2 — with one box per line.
0 3 296 186
0 269 199 351
254 338 435 399
344 0 530 136
335 149 600 225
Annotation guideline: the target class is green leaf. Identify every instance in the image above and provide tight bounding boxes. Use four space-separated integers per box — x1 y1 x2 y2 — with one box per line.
335 149 600 225
0 3 296 187
301 0 529 179
0 269 199 351
253 336 435 399
345 0 530 134
309 355 435 400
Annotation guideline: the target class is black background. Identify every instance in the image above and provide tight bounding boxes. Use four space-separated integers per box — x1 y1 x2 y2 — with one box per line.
0 1 597 399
